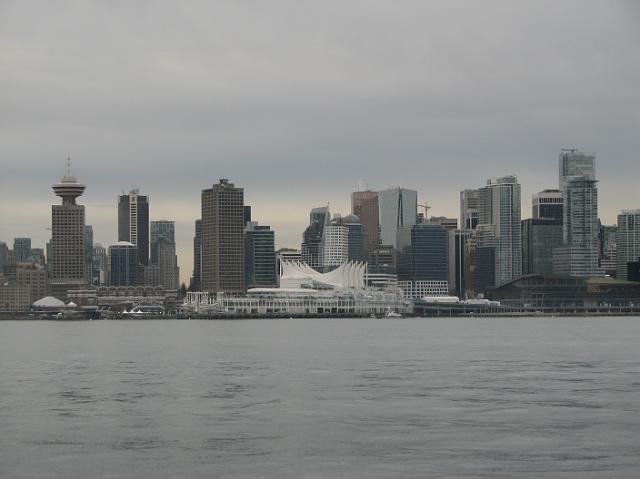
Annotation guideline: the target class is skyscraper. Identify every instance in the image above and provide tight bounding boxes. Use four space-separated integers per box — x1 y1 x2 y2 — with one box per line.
50 161 88 299
521 218 563 275
301 206 330 271
378 187 417 248
532 189 563 220
192 219 202 290
616 210 640 280
396 223 449 298
118 189 150 266
201 179 245 294
109 242 138 286
156 237 180 289
476 175 522 290
84 225 94 283
553 151 601 277
460 189 480 230
321 216 349 270
150 220 176 264
343 214 368 263
244 222 277 288
12 238 31 262
351 190 379 254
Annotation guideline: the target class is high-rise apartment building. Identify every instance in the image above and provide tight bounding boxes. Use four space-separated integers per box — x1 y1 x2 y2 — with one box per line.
378 187 417 248
244 222 277 288
93 243 108 285
50 162 88 299
351 190 379 254
616 210 640 280
553 151 601 277
109 242 138 286
0 242 9 275
475 176 522 290
532 189 563 220
201 179 245 295
460 189 480 230
118 189 149 266
84 225 94 283
600 223 617 277
192 219 202 290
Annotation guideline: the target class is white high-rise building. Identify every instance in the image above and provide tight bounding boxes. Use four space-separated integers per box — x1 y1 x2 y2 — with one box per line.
378 187 417 248
553 150 602 277
476 175 522 288
616 210 640 280
320 216 349 270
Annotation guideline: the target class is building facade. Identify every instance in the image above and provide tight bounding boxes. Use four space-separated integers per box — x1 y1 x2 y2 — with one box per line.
521 218 563 275
245 223 277 288
460 189 480 230
50 164 88 299
378 187 417 248
351 190 379 254
532 189 563 220
201 179 245 295
109 242 138 286
118 189 150 266
476 175 522 290
616 210 640 280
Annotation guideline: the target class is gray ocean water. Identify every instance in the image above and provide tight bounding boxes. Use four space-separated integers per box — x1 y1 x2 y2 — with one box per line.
1 318 640 478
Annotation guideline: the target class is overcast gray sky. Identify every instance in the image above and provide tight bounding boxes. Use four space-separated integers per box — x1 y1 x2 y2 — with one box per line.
1 0 639 284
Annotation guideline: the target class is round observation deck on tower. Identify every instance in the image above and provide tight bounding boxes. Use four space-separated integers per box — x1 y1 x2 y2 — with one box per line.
52 157 85 204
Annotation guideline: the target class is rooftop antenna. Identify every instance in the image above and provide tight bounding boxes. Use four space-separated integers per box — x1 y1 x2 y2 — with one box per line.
66 155 72 176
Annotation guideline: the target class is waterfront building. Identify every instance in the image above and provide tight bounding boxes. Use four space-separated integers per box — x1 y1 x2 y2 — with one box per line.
109 242 138 286
245 222 277 288
378 187 417 248
532 189 563 220
16 262 48 305
521 218 563 275
50 161 88 299
616 210 640 280
460 189 480 230
150 221 175 264
475 175 522 291
397 223 449 299
0 242 9 275
351 190 379 254
13 238 31 262
192 219 202 291
201 179 245 295
553 152 601 277
118 189 150 266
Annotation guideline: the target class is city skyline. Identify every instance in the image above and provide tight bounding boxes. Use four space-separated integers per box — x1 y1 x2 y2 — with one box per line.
2 1 640 284
0 152 638 286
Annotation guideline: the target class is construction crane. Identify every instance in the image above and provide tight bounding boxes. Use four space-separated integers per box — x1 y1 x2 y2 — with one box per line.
418 202 431 223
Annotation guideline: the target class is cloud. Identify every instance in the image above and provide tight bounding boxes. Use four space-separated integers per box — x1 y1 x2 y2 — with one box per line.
1 0 639 283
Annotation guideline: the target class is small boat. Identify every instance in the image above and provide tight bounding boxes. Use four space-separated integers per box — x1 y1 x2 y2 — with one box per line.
384 308 403 318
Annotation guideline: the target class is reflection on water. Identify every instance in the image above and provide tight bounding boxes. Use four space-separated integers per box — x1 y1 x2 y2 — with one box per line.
1 317 639 478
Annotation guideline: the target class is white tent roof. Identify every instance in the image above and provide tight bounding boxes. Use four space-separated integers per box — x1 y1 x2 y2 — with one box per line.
32 296 66 308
